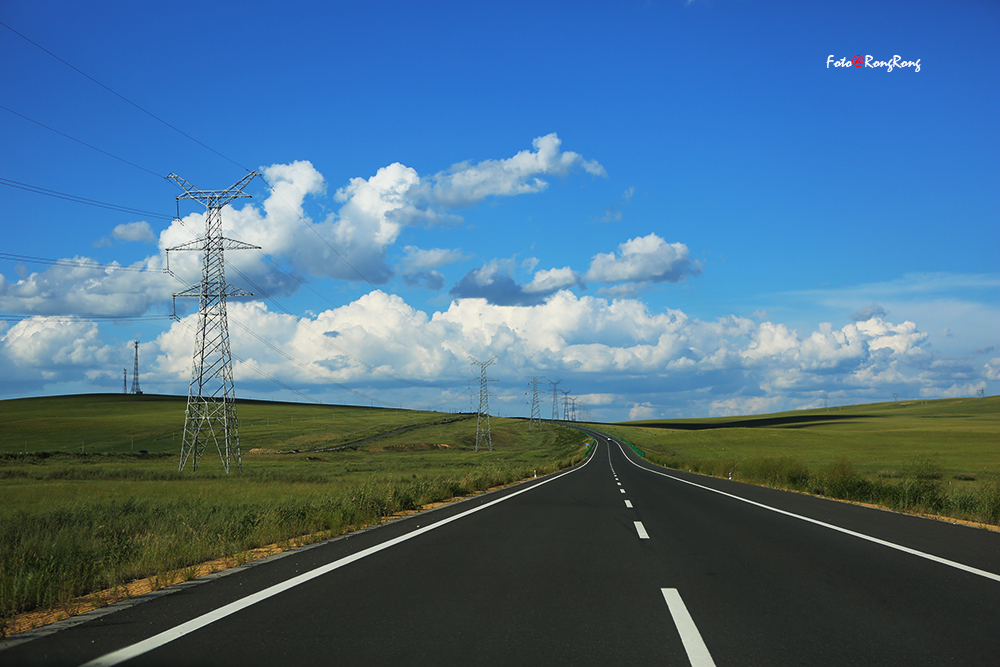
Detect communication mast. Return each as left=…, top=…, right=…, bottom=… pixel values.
left=470, top=356, right=497, bottom=452
left=130, top=341, right=143, bottom=395
left=167, top=171, right=258, bottom=473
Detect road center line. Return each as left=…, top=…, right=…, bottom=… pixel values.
left=634, top=521, right=650, bottom=539
left=80, top=443, right=600, bottom=667
left=661, top=588, right=716, bottom=667
left=625, top=500, right=633, bottom=508
left=620, top=488, right=626, bottom=494
left=615, top=442, right=1000, bottom=583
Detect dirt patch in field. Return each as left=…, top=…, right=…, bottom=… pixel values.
left=367, top=443, right=452, bottom=452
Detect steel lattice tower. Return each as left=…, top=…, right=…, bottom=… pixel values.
left=549, top=379, right=561, bottom=421
left=130, top=341, right=142, bottom=395
left=168, top=171, right=259, bottom=473
left=526, top=376, right=544, bottom=430
left=470, top=356, right=497, bottom=452
left=561, top=389, right=572, bottom=421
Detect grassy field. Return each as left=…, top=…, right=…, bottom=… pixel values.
left=2, top=393, right=996, bottom=634
left=594, top=395, right=1000, bottom=526
left=0, top=393, right=472, bottom=456
left=0, top=394, right=591, bottom=633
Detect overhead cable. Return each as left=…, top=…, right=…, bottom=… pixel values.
left=0, top=251, right=166, bottom=273
left=0, top=20, right=251, bottom=173
left=0, top=104, right=165, bottom=178
left=0, top=177, right=174, bottom=220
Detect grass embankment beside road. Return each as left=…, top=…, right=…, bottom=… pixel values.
left=598, top=396, right=1000, bottom=527
left=0, top=394, right=590, bottom=635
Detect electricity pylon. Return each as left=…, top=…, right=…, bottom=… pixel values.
left=549, top=379, right=561, bottom=421
left=168, top=171, right=259, bottom=473
left=470, top=356, right=497, bottom=452
left=130, top=340, right=142, bottom=395
left=526, top=376, right=544, bottom=430
left=561, top=389, right=572, bottom=421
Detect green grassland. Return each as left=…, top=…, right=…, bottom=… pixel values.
left=595, top=395, right=1000, bottom=526
left=0, top=394, right=590, bottom=631
left=0, top=393, right=473, bottom=455
left=2, top=392, right=997, bottom=633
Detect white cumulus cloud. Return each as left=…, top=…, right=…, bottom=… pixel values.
left=112, top=221, right=156, bottom=243
left=585, top=233, right=701, bottom=285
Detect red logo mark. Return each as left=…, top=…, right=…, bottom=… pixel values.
left=853, top=55, right=864, bottom=67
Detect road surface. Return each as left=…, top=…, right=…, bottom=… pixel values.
left=3, top=430, right=998, bottom=665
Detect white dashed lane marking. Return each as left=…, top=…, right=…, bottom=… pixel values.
left=625, top=500, right=633, bottom=508
left=634, top=521, right=650, bottom=539
left=661, top=588, right=716, bottom=666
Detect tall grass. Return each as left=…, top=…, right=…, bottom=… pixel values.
left=0, top=452, right=587, bottom=634
left=646, top=451, right=1000, bottom=526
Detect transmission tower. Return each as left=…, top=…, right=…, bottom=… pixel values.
left=129, top=340, right=143, bottom=395
left=561, top=389, right=572, bottom=421
left=569, top=396, right=578, bottom=422
left=470, top=356, right=497, bottom=452
left=549, top=379, right=561, bottom=420
left=167, top=171, right=259, bottom=473
left=123, top=368, right=127, bottom=394
left=526, top=376, right=544, bottom=430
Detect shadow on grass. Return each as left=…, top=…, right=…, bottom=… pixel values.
left=622, top=414, right=878, bottom=431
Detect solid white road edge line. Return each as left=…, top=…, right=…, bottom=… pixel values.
left=661, top=588, right=717, bottom=667
left=634, top=521, right=650, bottom=539
left=615, top=442, right=1000, bottom=583
left=79, top=442, right=600, bottom=667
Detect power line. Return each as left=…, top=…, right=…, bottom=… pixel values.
left=170, top=314, right=321, bottom=405
left=0, top=251, right=166, bottom=273
left=0, top=104, right=164, bottom=178
left=228, top=319, right=386, bottom=406
left=3, top=19, right=519, bottom=412
left=0, top=177, right=174, bottom=220
left=225, top=263, right=429, bottom=390
left=0, top=20, right=250, bottom=173
left=0, top=313, right=171, bottom=323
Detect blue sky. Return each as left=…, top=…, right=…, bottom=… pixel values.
left=1, top=0, right=997, bottom=420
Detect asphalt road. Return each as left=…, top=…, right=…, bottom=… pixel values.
left=3, top=431, right=999, bottom=666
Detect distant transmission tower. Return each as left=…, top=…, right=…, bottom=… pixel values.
left=123, top=368, right=127, bottom=394
left=561, top=389, right=572, bottom=421
left=526, top=376, right=544, bottom=430
left=470, top=356, right=497, bottom=452
left=549, top=379, right=561, bottom=420
left=130, top=340, right=143, bottom=395
left=167, top=171, right=259, bottom=473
